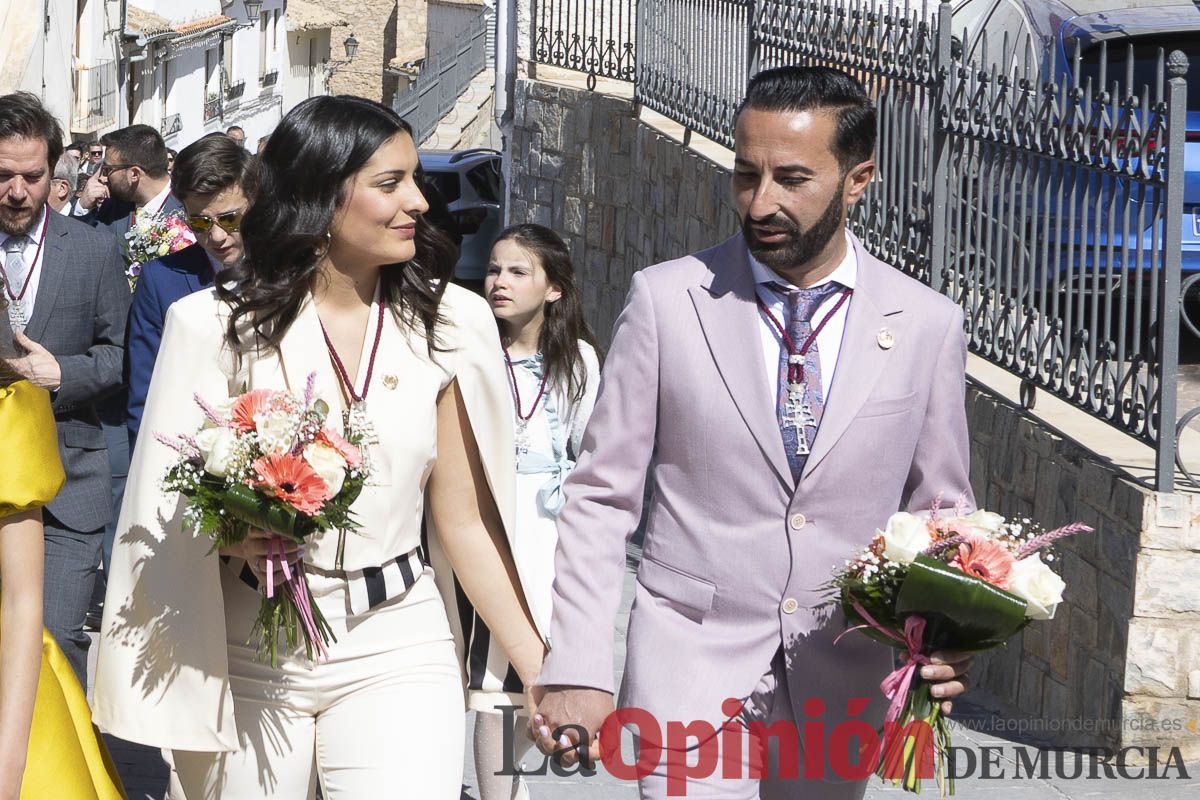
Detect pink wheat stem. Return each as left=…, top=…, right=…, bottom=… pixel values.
left=1016, top=523, right=1093, bottom=559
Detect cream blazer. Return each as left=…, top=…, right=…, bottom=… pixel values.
left=93, top=283, right=544, bottom=751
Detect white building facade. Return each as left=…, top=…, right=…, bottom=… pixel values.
left=125, top=0, right=293, bottom=151
left=0, top=0, right=123, bottom=140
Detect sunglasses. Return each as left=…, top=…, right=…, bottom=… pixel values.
left=186, top=209, right=246, bottom=234
left=99, top=163, right=134, bottom=178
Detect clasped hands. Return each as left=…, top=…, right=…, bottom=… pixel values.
left=527, top=651, right=973, bottom=768
left=220, top=528, right=304, bottom=587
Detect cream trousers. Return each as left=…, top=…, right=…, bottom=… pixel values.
left=170, top=561, right=465, bottom=799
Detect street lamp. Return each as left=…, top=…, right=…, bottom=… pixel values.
left=244, top=0, right=263, bottom=19
left=323, top=32, right=359, bottom=92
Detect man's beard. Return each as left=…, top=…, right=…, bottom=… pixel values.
left=741, top=190, right=845, bottom=273
left=0, top=201, right=45, bottom=237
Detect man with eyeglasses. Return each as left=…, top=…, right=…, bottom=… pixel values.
left=70, top=125, right=185, bottom=632
left=126, top=133, right=257, bottom=447
left=79, top=125, right=184, bottom=239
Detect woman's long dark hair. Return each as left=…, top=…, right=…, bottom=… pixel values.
left=218, top=95, right=457, bottom=355
left=493, top=224, right=604, bottom=403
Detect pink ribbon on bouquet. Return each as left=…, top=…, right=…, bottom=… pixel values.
left=264, top=537, right=328, bottom=661
left=836, top=602, right=930, bottom=723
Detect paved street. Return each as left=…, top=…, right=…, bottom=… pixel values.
left=91, top=547, right=1199, bottom=799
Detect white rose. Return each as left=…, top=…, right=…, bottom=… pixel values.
left=1008, top=553, right=1066, bottom=620
left=194, top=425, right=238, bottom=477
left=304, top=442, right=347, bottom=497
left=962, top=509, right=1006, bottom=536
left=879, top=512, right=933, bottom=564
left=254, top=409, right=298, bottom=454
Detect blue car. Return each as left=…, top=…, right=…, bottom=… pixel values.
left=951, top=0, right=1200, bottom=287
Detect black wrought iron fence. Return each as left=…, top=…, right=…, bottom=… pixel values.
left=528, top=0, right=1190, bottom=491
left=531, top=0, right=636, bottom=89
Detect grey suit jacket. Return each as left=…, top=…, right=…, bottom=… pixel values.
left=538, top=233, right=974, bottom=775
left=21, top=211, right=131, bottom=532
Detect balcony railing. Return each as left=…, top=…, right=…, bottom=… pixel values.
left=160, top=113, right=183, bottom=138
left=225, top=80, right=246, bottom=101
left=203, top=96, right=223, bottom=121
left=260, top=70, right=279, bottom=88
left=71, top=60, right=119, bottom=133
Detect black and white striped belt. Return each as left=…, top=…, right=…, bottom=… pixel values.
left=220, top=545, right=429, bottom=616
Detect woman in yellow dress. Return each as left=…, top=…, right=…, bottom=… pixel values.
left=0, top=346, right=125, bottom=800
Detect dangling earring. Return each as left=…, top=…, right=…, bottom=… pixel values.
left=315, top=230, right=332, bottom=258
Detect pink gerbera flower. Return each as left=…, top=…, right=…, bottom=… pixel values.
left=231, top=390, right=277, bottom=432
left=252, top=452, right=330, bottom=515
left=317, top=427, right=363, bottom=468
left=949, top=535, right=1015, bottom=589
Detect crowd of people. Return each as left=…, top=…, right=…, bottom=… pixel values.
left=0, top=64, right=975, bottom=800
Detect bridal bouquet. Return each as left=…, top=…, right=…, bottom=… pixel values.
left=123, top=211, right=194, bottom=289
left=828, top=499, right=1091, bottom=796
left=158, top=374, right=370, bottom=665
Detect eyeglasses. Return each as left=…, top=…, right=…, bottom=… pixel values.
left=186, top=209, right=246, bottom=234
left=99, top=163, right=134, bottom=178
left=88, top=150, right=103, bottom=158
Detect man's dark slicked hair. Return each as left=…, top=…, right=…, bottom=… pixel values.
left=0, top=92, right=64, bottom=171
left=736, top=66, right=876, bottom=170
left=171, top=134, right=258, bottom=202
left=101, top=124, right=169, bottom=178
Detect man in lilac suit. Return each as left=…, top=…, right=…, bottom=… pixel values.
left=532, top=66, right=976, bottom=798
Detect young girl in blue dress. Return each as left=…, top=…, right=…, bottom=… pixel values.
left=468, top=224, right=603, bottom=799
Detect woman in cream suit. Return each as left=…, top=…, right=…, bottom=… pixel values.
left=93, top=96, right=546, bottom=798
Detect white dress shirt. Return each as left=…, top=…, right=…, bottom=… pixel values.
left=139, top=183, right=173, bottom=219
left=0, top=206, right=50, bottom=324
left=750, top=230, right=858, bottom=403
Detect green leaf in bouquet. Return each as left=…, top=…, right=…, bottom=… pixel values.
left=223, top=483, right=314, bottom=543
left=842, top=591, right=908, bottom=648
left=895, top=555, right=1028, bottom=652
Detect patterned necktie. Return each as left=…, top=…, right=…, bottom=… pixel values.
left=775, top=281, right=842, bottom=483
left=3, top=235, right=29, bottom=329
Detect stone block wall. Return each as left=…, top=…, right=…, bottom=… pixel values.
left=508, top=76, right=1200, bottom=761
left=966, top=387, right=1200, bottom=759
left=508, top=78, right=739, bottom=342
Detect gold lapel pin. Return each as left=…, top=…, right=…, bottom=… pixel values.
left=382, top=374, right=399, bottom=390
left=877, top=328, right=895, bottom=350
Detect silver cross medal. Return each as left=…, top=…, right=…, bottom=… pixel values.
left=785, top=373, right=818, bottom=456
left=1, top=275, right=25, bottom=330
left=6, top=300, right=26, bottom=331
left=514, top=418, right=531, bottom=457
left=345, top=401, right=381, bottom=484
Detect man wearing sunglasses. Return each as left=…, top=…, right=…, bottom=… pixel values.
left=80, top=125, right=183, bottom=239
left=126, top=134, right=256, bottom=448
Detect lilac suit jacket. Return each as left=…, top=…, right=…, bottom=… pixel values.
left=538, top=233, right=974, bottom=768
